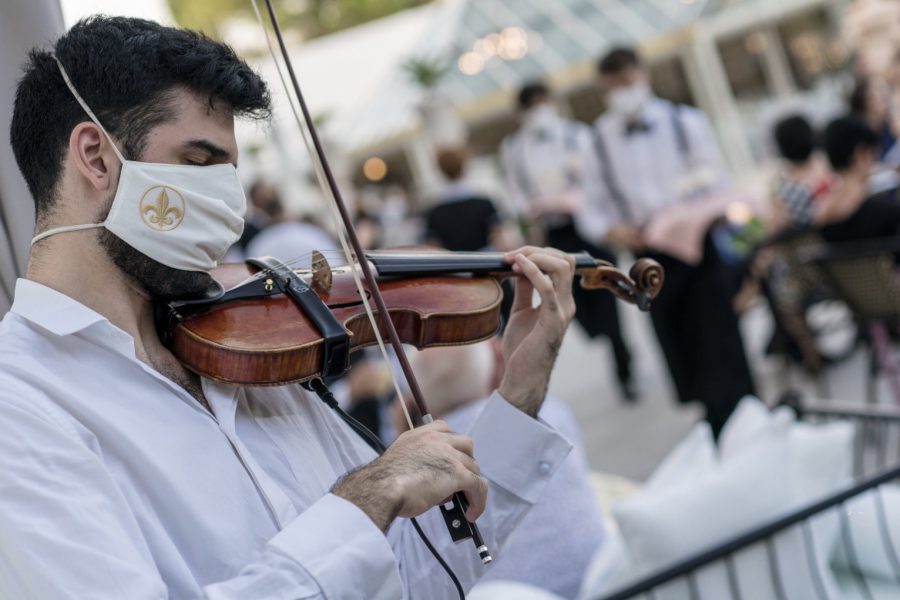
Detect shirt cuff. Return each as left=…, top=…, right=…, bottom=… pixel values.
left=467, top=392, right=573, bottom=503
left=269, top=493, right=402, bottom=598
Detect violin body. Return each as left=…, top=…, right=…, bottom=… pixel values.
left=163, top=250, right=663, bottom=386
left=170, top=262, right=505, bottom=386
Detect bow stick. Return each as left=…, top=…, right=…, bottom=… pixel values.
left=253, top=0, right=493, bottom=565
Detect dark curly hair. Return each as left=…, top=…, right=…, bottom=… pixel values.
left=823, top=115, right=880, bottom=172
left=10, top=15, right=271, bottom=220
left=773, top=114, right=817, bottom=164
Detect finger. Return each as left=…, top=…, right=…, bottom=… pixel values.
left=521, top=252, right=574, bottom=292
left=421, top=419, right=451, bottom=433
left=459, top=471, right=488, bottom=521
left=515, top=254, right=556, bottom=312
left=511, top=267, right=536, bottom=313
left=503, top=245, right=543, bottom=264
left=519, top=252, right=576, bottom=318
left=454, top=449, right=480, bottom=477
left=505, top=245, right=567, bottom=258
left=442, top=432, right=475, bottom=457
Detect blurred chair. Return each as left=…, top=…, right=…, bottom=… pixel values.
left=800, top=236, right=900, bottom=405
left=759, top=229, right=856, bottom=393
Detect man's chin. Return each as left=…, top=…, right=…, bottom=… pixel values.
left=99, top=230, right=218, bottom=300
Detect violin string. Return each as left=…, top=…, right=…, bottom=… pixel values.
left=250, top=0, right=416, bottom=432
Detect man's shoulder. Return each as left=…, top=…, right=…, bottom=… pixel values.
left=660, top=100, right=709, bottom=127
left=0, top=313, right=69, bottom=408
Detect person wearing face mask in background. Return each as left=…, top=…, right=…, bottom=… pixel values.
left=580, top=47, right=755, bottom=436
left=500, top=82, right=637, bottom=402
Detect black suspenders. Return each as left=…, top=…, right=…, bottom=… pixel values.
left=592, top=102, right=691, bottom=222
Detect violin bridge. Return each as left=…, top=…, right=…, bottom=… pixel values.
left=311, top=250, right=333, bottom=294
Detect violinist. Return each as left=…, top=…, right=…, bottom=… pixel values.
left=1, top=17, right=576, bottom=599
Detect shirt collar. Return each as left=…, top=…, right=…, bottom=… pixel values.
left=11, top=278, right=113, bottom=336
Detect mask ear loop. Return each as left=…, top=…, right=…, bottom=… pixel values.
left=31, top=58, right=127, bottom=246
left=52, top=56, right=126, bottom=164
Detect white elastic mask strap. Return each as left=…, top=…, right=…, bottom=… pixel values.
left=52, top=56, right=126, bottom=164
left=31, top=223, right=104, bottom=245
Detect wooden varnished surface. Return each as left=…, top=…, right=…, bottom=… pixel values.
left=170, top=263, right=504, bottom=385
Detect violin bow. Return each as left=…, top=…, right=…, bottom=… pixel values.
left=251, top=0, right=493, bottom=565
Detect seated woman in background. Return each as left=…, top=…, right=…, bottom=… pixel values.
left=819, top=115, right=900, bottom=244
left=770, top=115, right=836, bottom=231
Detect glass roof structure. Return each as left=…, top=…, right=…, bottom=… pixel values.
left=335, top=0, right=738, bottom=155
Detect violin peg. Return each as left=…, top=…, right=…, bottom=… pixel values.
left=311, top=250, right=333, bottom=294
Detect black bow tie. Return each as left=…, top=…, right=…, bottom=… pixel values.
left=625, top=120, right=653, bottom=136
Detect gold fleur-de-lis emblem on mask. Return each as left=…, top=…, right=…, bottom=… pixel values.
left=139, top=186, right=186, bottom=231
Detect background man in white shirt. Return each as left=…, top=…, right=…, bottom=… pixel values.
left=1, top=16, right=577, bottom=599
left=582, top=47, right=755, bottom=435
left=501, top=82, right=636, bottom=400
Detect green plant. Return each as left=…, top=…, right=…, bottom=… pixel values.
left=402, top=56, right=450, bottom=89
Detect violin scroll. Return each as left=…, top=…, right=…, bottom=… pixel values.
left=630, top=258, right=665, bottom=301
left=577, top=257, right=664, bottom=311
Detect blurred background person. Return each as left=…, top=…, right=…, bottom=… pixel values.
left=582, top=47, right=755, bottom=435
left=820, top=114, right=900, bottom=245
left=223, top=178, right=280, bottom=262
left=425, top=146, right=516, bottom=252
left=244, top=189, right=338, bottom=267
left=425, top=145, right=519, bottom=326
left=501, top=81, right=637, bottom=400
left=395, top=340, right=606, bottom=599
left=848, top=76, right=897, bottom=160
left=770, top=114, right=836, bottom=231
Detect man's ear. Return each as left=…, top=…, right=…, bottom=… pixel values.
left=68, top=122, right=119, bottom=193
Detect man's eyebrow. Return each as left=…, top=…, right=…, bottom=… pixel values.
left=185, top=139, right=235, bottom=163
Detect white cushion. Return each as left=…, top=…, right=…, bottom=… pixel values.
left=578, top=422, right=714, bottom=599
left=582, top=397, right=856, bottom=600
left=577, top=526, right=632, bottom=599
left=612, top=432, right=795, bottom=574
left=718, top=396, right=793, bottom=461
left=467, top=580, right=565, bottom=600
left=644, top=421, right=716, bottom=493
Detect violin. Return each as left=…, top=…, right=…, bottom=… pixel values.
left=158, top=250, right=664, bottom=386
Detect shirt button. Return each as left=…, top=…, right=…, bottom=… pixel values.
left=538, top=461, right=552, bottom=476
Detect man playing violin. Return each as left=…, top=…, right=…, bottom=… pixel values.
left=1, top=16, right=578, bottom=599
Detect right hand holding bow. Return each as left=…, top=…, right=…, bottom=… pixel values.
left=333, top=420, right=486, bottom=531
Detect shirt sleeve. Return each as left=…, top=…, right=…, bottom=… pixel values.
left=0, top=389, right=402, bottom=600
left=386, top=392, right=573, bottom=599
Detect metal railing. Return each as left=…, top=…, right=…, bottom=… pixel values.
left=594, top=402, right=900, bottom=600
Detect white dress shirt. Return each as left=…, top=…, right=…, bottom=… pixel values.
left=577, top=98, right=730, bottom=242
left=444, top=397, right=605, bottom=599
left=0, top=279, right=572, bottom=599
left=500, top=113, right=605, bottom=226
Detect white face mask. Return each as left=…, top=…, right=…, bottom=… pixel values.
left=31, top=58, right=247, bottom=273
left=522, top=103, right=558, bottom=132
left=606, top=81, right=651, bottom=119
